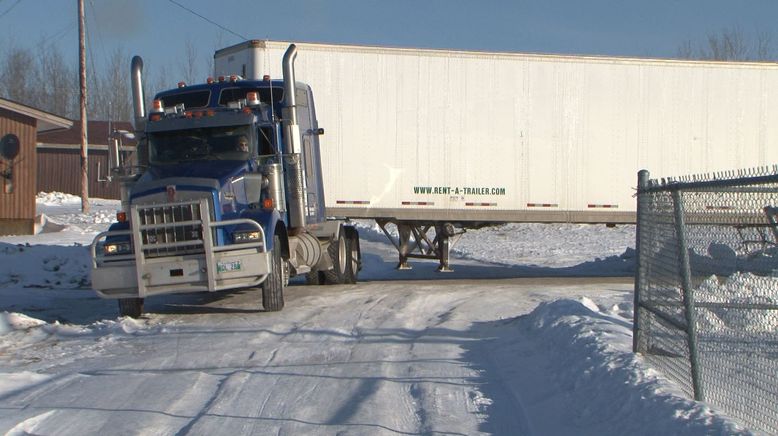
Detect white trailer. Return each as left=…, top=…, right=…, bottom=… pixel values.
left=215, top=40, right=778, bottom=269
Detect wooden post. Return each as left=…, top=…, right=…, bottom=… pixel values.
left=78, top=0, right=89, bottom=213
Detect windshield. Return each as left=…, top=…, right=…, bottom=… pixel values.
left=148, top=125, right=252, bottom=164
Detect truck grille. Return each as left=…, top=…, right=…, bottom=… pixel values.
left=135, top=201, right=210, bottom=258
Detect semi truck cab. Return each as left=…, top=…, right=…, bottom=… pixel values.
left=91, top=44, right=360, bottom=318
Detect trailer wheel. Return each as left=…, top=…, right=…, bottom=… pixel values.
left=118, top=298, right=144, bottom=318
left=323, top=231, right=349, bottom=285
left=262, top=234, right=285, bottom=311
left=344, top=227, right=360, bottom=284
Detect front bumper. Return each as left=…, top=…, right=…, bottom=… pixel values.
left=90, top=198, right=270, bottom=299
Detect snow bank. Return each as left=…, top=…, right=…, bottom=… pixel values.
left=0, top=193, right=122, bottom=289
left=453, top=222, right=635, bottom=268
left=0, top=311, right=159, bottom=339
left=474, top=298, right=749, bottom=435
left=33, top=214, right=67, bottom=234
left=0, top=243, right=91, bottom=289
left=35, top=192, right=82, bottom=205
left=695, top=273, right=778, bottom=333
left=0, top=312, right=46, bottom=335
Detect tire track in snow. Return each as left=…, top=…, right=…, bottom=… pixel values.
left=325, top=287, right=480, bottom=435
left=2, top=280, right=629, bottom=434
left=175, top=371, right=254, bottom=435
left=467, top=338, right=535, bottom=435
left=399, top=289, right=496, bottom=435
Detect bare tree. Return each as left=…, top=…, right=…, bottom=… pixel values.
left=755, top=30, right=774, bottom=61
left=0, top=41, right=78, bottom=119
left=82, top=48, right=133, bottom=122
left=179, top=39, right=199, bottom=85
left=1, top=46, right=37, bottom=106
left=102, top=48, right=132, bottom=122
left=87, top=63, right=105, bottom=118
left=37, top=43, right=77, bottom=118
left=679, top=27, right=775, bottom=62
left=705, top=28, right=748, bottom=61
left=676, top=40, right=694, bottom=60
left=205, top=31, right=225, bottom=79
left=151, top=63, right=172, bottom=99
left=0, top=38, right=229, bottom=122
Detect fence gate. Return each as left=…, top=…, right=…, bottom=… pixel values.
left=633, top=167, right=778, bottom=435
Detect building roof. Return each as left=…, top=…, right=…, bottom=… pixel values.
left=0, top=98, right=73, bottom=133
left=37, top=120, right=137, bottom=148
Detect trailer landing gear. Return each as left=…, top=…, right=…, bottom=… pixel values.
left=377, top=220, right=462, bottom=272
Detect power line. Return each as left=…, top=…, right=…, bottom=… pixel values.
left=48, top=23, right=75, bottom=42
left=88, top=0, right=109, bottom=66
left=0, top=0, right=23, bottom=20
left=166, top=0, right=247, bottom=40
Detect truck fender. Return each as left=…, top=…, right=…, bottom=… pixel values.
left=108, top=221, right=130, bottom=232
left=241, top=209, right=289, bottom=259
left=274, top=220, right=290, bottom=260
left=105, top=221, right=131, bottom=244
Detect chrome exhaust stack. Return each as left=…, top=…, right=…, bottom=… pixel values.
left=282, top=44, right=307, bottom=231
left=130, top=55, right=148, bottom=170
left=119, top=55, right=148, bottom=212
left=282, top=45, right=299, bottom=141
left=131, top=56, right=146, bottom=131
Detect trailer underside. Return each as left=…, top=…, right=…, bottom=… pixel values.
left=335, top=206, right=635, bottom=272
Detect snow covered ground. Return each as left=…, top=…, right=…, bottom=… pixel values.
left=0, top=193, right=751, bottom=435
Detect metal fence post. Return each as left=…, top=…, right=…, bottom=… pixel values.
left=671, top=187, right=705, bottom=402
left=633, top=170, right=650, bottom=353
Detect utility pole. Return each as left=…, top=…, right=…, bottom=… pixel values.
left=78, top=0, right=89, bottom=213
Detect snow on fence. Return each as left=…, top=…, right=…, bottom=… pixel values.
left=633, top=166, right=778, bottom=435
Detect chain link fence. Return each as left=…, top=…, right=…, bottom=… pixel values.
left=633, top=166, right=778, bottom=435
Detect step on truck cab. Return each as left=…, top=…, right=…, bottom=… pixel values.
left=91, top=44, right=360, bottom=318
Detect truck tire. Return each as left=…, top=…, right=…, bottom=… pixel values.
left=262, top=234, right=285, bottom=311
left=323, top=231, right=349, bottom=285
left=344, top=226, right=360, bottom=284
left=306, top=270, right=325, bottom=285
left=118, top=298, right=144, bottom=318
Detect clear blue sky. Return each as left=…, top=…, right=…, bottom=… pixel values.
left=2, top=0, right=777, bottom=84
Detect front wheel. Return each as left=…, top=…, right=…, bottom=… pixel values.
left=118, top=298, right=144, bottom=318
left=261, top=234, right=285, bottom=311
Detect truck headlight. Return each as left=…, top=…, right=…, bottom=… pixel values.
left=233, top=231, right=262, bottom=243
left=104, top=242, right=132, bottom=255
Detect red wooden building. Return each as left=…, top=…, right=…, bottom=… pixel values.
left=0, top=98, right=72, bottom=236
left=37, top=120, right=137, bottom=200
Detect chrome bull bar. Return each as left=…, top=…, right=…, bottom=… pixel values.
left=90, top=198, right=269, bottom=298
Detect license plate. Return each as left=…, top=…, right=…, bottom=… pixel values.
left=217, top=260, right=242, bottom=273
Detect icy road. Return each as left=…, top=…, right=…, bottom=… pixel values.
left=0, top=278, right=686, bottom=435
left=0, top=194, right=746, bottom=435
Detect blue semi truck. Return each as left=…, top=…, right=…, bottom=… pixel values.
left=90, top=44, right=360, bottom=317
